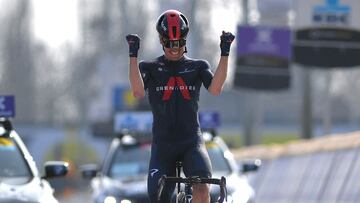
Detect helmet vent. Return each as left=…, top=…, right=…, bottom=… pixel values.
left=172, top=27, right=177, bottom=38
left=156, top=10, right=189, bottom=40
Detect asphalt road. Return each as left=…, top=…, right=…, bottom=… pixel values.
left=58, top=191, right=92, bottom=203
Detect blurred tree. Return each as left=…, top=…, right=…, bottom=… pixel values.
left=0, top=0, right=36, bottom=123
left=341, top=70, right=360, bottom=126
left=0, top=0, right=358, bottom=131
left=32, top=44, right=58, bottom=123
left=76, top=0, right=154, bottom=123
left=185, top=0, right=212, bottom=59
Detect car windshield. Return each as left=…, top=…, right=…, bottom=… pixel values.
left=206, top=142, right=231, bottom=173
left=0, top=137, right=32, bottom=178
left=108, top=145, right=151, bottom=178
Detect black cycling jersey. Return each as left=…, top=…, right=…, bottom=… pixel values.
left=139, top=55, right=213, bottom=146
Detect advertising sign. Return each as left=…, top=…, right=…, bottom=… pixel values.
left=114, top=111, right=220, bottom=133
left=113, top=85, right=139, bottom=111
left=199, top=111, right=220, bottom=129
left=234, top=25, right=291, bottom=90
left=114, top=111, right=153, bottom=133
left=293, top=0, right=360, bottom=67
left=0, top=96, right=15, bottom=118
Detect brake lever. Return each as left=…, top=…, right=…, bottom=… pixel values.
left=218, top=176, right=227, bottom=203
left=157, top=175, right=166, bottom=201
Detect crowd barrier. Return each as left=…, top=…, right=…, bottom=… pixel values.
left=232, top=131, right=360, bottom=203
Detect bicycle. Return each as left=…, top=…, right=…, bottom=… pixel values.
left=157, top=161, right=228, bottom=203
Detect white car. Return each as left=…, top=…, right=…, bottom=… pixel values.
left=203, top=131, right=260, bottom=203
left=82, top=131, right=260, bottom=203
left=0, top=118, right=69, bottom=203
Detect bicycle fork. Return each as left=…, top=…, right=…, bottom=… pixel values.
left=176, top=161, right=193, bottom=203
left=185, top=183, right=193, bottom=202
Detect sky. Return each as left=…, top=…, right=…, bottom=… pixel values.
left=31, top=0, right=80, bottom=49
left=211, top=4, right=241, bottom=34
left=30, top=0, right=240, bottom=50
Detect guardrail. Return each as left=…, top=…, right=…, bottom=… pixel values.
left=232, top=131, right=360, bottom=203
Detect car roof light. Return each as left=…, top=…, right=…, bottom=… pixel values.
left=202, top=129, right=218, bottom=141
left=0, top=117, right=13, bottom=130
left=121, top=134, right=138, bottom=146
left=0, top=117, right=12, bottom=137
left=104, top=196, right=117, bottom=203
left=0, top=126, right=6, bottom=136
left=202, top=131, right=213, bottom=142
left=117, top=129, right=152, bottom=145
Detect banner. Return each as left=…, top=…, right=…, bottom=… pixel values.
left=234, top=25, right=291, bottom=90
left=199, top=111, right=220, bottom=130
left=0, top=95, right=15, bottom=118
left=113, top=85, right=139, bottom=111
left=114, top=111, right=153, bottom=133
left=293, top=0, right=360, bottom=68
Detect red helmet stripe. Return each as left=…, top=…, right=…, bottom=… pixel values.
left=166, top=12, right=181, bottom=40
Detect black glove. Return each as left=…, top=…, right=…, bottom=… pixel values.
left=220, top=31, right=235, bottom=56
left=126, top=34, right=140, bottom=57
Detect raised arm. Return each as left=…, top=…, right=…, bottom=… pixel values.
left=208, top=31, right=235, bottom=96
left=126, top=34, right=145, bottom=99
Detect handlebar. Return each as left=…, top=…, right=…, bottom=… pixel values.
left=157, top=175, right=227, bottom=202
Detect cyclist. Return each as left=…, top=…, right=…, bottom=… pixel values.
left=126, top=9, right=234, bottom=203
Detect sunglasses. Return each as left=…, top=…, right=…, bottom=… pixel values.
left=161, top=38, right=186, bottom=48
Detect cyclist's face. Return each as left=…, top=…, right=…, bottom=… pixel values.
left=160, top=37, right=186, bottom=61
left=163, top=45, right=185, bottom=61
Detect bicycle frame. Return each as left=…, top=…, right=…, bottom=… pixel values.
left=176, top=161, right=192, bottom=203
left=157, top=161, right=227, bottom=203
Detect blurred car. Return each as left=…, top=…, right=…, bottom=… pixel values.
left=203, top=130, right=260, bottom=203
left=0, top=117, right=69, bottom=203
left=81, top=130, right=260, bottom=203
left=81, top=132, right=151, bottom=203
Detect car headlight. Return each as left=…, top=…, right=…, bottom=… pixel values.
left=103, top=196, right=132, bottom=203
left=228, top=191, right=251, bottom=203
left=104, top=196, right=117, bottom=203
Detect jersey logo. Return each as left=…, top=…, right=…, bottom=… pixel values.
left=162, top=76, right=191, bottom=101
left=150, top=169, right=159, bottom=178
left=157, top=67, right=168, bottom=72
left=179, top=68, right=195, bottom=74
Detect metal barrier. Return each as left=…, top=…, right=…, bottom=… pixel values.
left=233, top=132, right=360, bottom=203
